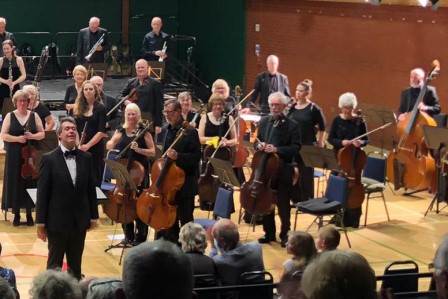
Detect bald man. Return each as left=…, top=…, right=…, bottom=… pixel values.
left=77, top=17, right=110, bottom=66
left=0, top=18, right=16, bottom=56
left=141, top=17, right=170, bottom=61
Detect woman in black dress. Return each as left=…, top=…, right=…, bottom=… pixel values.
left=63, top=64, right=88, bottom=115
left=73, top=80, right=107, bottom=186
left=23, top=85, right=55, bottom=131
left=287, top=80, right=326, bottom=202
left=0, top=39, right=26, bottom=112
left=1, top=90, right=44, bottom=226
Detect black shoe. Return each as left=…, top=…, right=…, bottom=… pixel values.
left=13, top=214, right=20, bottom=227
left=26, top=214, right=34, bottom=226
left=280, top=238, right=288, bottom=248
left=258, top=236, right=276, bottom=244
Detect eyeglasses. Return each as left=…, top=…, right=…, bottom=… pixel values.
left=163, top=109, right=177, bottom=115
left=89, top=279, right=122, bottom=292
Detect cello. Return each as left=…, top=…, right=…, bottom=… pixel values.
left=137, top=122, right=188, bottom=231
left=387, top=60, right=439, bottom=191
left=232, top=86, right=250, bottom=168
left=240, top=117, right=283, bottom=215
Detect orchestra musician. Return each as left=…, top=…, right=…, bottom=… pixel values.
left=327, top=92, right=368, bottom=228
left=211, top=79, right=236, bottom=115
left=156, top=99, right=201, bottom=243
left=90, top=76, right=120, bottom=134
left=106, top=103, right=155, bottom=246
left=23, top=85, right=55, bottom=131
left=73, top=80, right=107, bottom=187
left=287, top=80, right=326, bottom=202
left=1, top=90, right=44, bottom=226
left=0, top=39, right=26, bottom=112
left=141, top=17, right=170, bottom=62
left=63, top=65, right=88, bottom=115
left=256, top=92, right=301, bottom=248
left=0, top=18, right=16, bottom=56
left=250, top=55, right=290, bottom=115
left=121, top=59, right=163, bottom=134
left=178, top=91, right=201, bottom=128
left=76, top=17, right=110, bottom=66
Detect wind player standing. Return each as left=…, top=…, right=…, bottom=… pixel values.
left=76, top=17, right=110, bottom=66
left=255, top=92, right=301, bottom=248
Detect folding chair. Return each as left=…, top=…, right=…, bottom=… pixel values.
left=194, top=185, right=234, bottom=229
left=294, top=174, right=351, bottom=248
left=238, top=270, right=274, bottom=299
left=101, top=149, right=119, bottom=194
left=361, top=152, right=390, bottom=226
left=314, top=169, right=327, bottom=197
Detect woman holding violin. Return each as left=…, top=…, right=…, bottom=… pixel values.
left=63, top=65, right=88, bottom=115
left=106, top=103, right=155, bottom=245
left=155, top=99, right=201, bottom=243
left=327, top=92, right=368, bottom=228
left=178, top=91, right=201, bottom=128
left=73, top=80, right=107, bottom=187
left=287, top=80, right=326, bottom=202
left=1, top=90, right=44, bottom=226
left=23, top=85, right=55, bottom=131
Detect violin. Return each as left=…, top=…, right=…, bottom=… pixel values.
left=387, top=60, right=439, bottom=191
left=337, top=111, right=366, bottom=209
left=240, top=117, right=283, bottom=215
left=21, top=115, right=38, bottom=180
left=137, top=122, right=189, bottom=230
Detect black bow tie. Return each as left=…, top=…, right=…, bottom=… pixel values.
left=64, top=150, right=77, bottom=158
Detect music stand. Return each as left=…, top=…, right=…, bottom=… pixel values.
left=209, top=158, right=241, bottom=187
left=1, top=97, right=14, bottom=121
left=300, top=145, right=339, bottom=172
left=357, top=103, right=396, bottom=152
left=88, top=63, right=108, bottom=80
left=34, top=131, right=59, bottom=170
left=422, top=126, right=448, bottom=215
left=103, top=159, right=137, bottom=265
left=147, top=61, right=165, bottom=80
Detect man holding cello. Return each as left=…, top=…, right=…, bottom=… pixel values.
left=253, top=92, right=301, bottom=248
left=155, top=99, right=201, bottom=243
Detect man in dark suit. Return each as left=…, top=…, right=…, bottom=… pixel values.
left=121, top=59, right=164, bottom=134
left=255, top=92, right=301, bottom=247
left=0, top=18, right=16, bottom=56
left=76, top=17, right=110, bottom=66
left=141, top=17, right=170, bottom=62
left=90, top=75, right=121, bottom=134
left=250, top=55, right=290, bottom=115
left=398, top=67, right=441, bottom=120
left=36, top=117, right=98, bottom=280
left=156, top=99, right=202, bottom=243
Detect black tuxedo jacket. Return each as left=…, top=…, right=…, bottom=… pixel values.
left=76, top=27, right=110, bottom=65
left=36, top=147, right=98, bottom=232
left=398, top=85, right=441, bottom=117
left=250, top=71, right=290, bottom=114
left=121, top=77, right=164, bottom=127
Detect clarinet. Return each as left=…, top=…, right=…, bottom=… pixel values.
left=8, top=57, right=12, bottom=98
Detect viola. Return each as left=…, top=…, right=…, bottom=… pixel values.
left=387, top=60, right=439, bottom=191
left=137, top=122, right=188, bottom=230
left=21, top=115, right=38, bottom=180
left=337, top=111, right=366, bottom=209
left=240, top=117, right=283, bottom=215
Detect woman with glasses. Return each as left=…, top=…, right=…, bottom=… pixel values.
left=1, top=90, right=44, bottom=226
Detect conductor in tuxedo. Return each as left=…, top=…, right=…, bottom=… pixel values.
left=250, top=55, right=290, bottom=115
left=76, top=17, right=110, bottom=66
left=36, top=117, right=98, bottom=280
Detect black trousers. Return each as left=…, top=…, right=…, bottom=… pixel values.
left=122, top=219, right=148, bottom=243
left=47, top=229, right=87, bottom=280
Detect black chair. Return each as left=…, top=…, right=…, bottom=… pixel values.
left=361, top=152, right=391, bottom=226
left=381, top=260, right=419, bottom=293
left=100, top=149, right=119, bottom=193
left=238, top=270, right=274, bottom=299
left=194, top=274, right=221, bottom=299
left=194, top=185, right=234, bottom=229
left=294, top=174, right=351, bottom=248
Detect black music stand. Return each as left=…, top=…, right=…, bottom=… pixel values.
left=210, top=158, right=241, bottom=188
left=300, top=145, right=339, bottom=172
left=357, top=103, right=396, bottom=152
left=422, top=126, right=448, bottom=215
left=103, top=159, right=137, bottom=265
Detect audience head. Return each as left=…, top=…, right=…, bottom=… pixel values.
left=122, top=239, right=193, bottom=299
left=78, top=276, right=97, bottom=299
left=301, top=250, right=377, bottom=299
left=433, top=235, right=448, bottom=299
left=287, top=231, right=317, bottom=262
left=86, top=278, right=124, bottom=299
left=151, top=17, right=163, bottom=35
left=29, top=269, right=82, bottom=299
left=212, top=219, right=240, bottom=252
left=410, top=68, right=425, bottom=88
left=0, top=277, right=15, bottom=299
left=338, top=92, right=357, bottom=109
left=266, top=55, right=279, bottom=75
left=179, top=222, right=208, bottom=254
left=316, top=225, right=340, bottom=252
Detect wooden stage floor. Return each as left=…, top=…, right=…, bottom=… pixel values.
left=1, top=178, right=446, bottom=296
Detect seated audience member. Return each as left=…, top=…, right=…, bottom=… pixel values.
left=0, top=277, right=15, bottom=299
left=179, top=222, right=217, bottom=287
left=29, top=269, right=82, bottom=299
left=86, top=278, right=124, bottom=299
left=277, top=231, right=317, bottom=299
left=301, top=250, right=377, bottom=299
left=0, top=243, right=17, bottom=289
left=210, top=219, right=265, bottom=285
left=431, top=235, right=448, bottom=299
left=122, top=239, right=194, bottom=299
left=79, top=276, right=97, bottom=299
left=315, top=225, right=340, bottom=252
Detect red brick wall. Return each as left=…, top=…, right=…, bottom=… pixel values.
left=245, top=0, right=448, bottom=140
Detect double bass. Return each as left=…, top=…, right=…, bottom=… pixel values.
left=240, top=117, right=283, bottom=215
left=387, top=60, right=439, bottom=191
left=137, top=122, right=188, bottom=230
